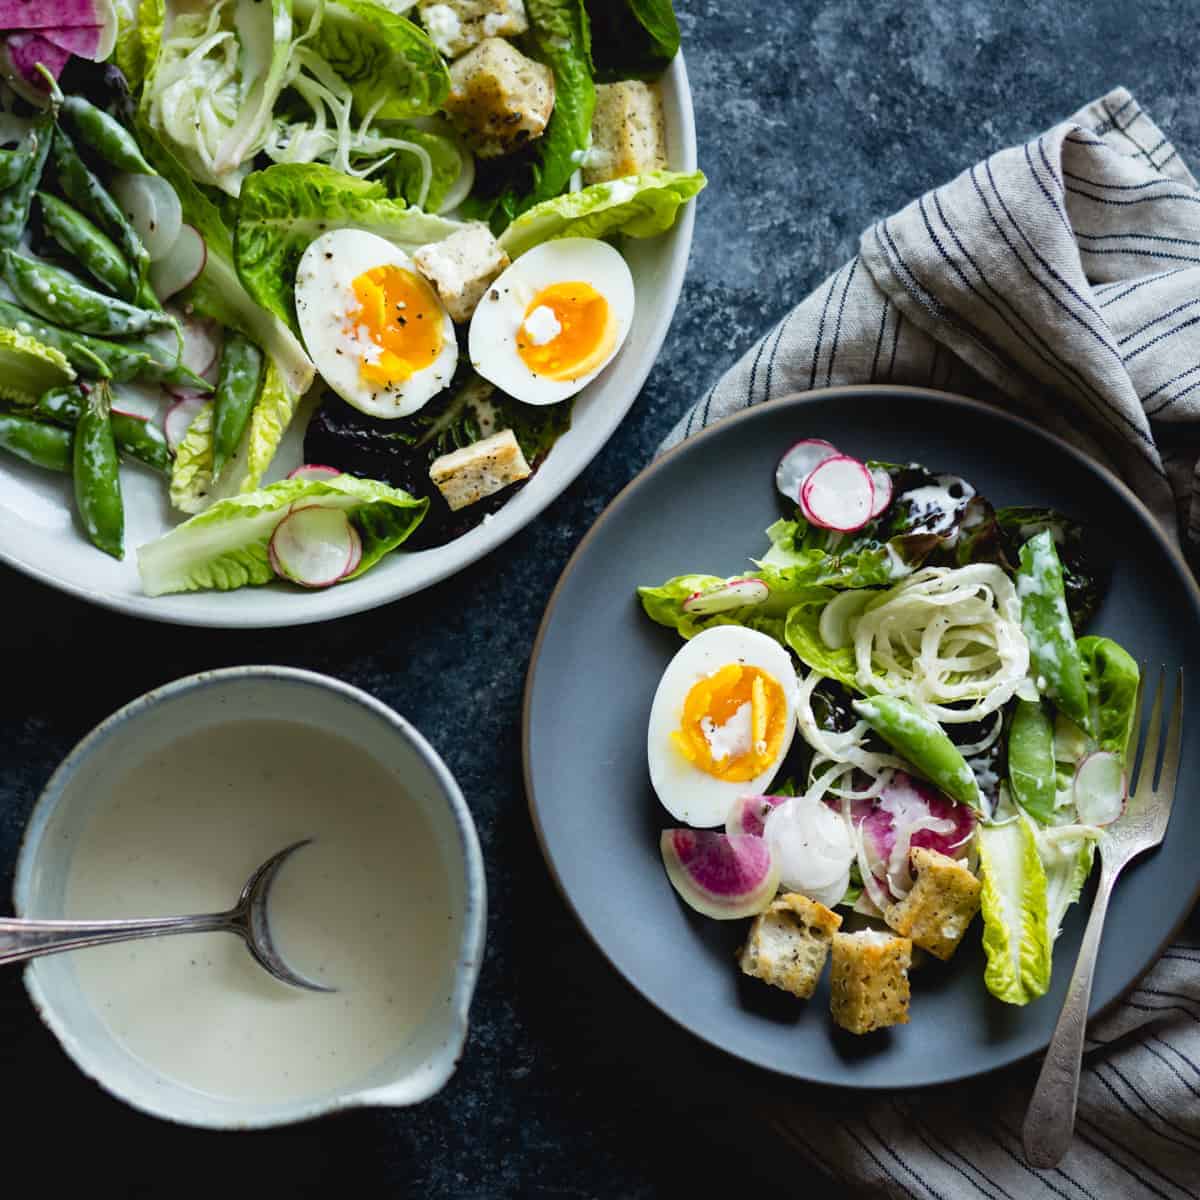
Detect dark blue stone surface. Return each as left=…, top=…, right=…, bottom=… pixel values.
left=3, top=3, right=1197, bottom=1195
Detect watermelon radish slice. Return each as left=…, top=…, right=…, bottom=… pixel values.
left=149, top=225, right=205, bottom=300
left=113, top=173, right=183, bottom=262
left=2, top=33, right=71, bottom=99
left=799, top=454, right=875, bottom=532
left=682, top=577, right=769, bottom=616
left=1073, top=751, right=1125, bottom=826
left=725, top=794, right=788, bottom=839
left=818, top=589, right=872, bottom=650
left=164, top=394, right=209, bottom=453
left=287, top=464, right=342, bottom=483
left=660, top=829, right=780, bottom=920
left=269, top=507, right=357, bottom=589
left=39, top=25, right=110, bottom=59
left=868, top=466, right=893, bottom=518
left=776, top=438, right=839, bottom=502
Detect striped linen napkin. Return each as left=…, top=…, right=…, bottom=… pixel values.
left=665, top=89, right=1200, bottom=1197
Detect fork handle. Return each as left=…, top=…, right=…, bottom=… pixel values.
left=1022, top=862, right=1119, bottom=1168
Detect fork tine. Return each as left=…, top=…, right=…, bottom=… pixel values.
left=1152, top=668, right=1185, bottom=803
left=1131, top=665, right=1165, bottom=799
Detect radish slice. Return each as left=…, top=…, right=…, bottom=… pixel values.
left=164, top=394, right=209, bottom=453
left=764, top=797, right=857, bottom=897
left=725, top=794, right=788, bottom=839
left=660, top=829, right=780, bottom=920
left=776, top=438, right=839, bottom=502
left=269, top=507, right=356, bottom=589
left=149, top=224, right=205, bottom=300
left=111, top=172, right=182, bottom=261
left=163, top=312, right=222, bottom=380
left=818, top=589, right=872, bottom=650
left=110, top=406, right=147, bottom=421
left=1074, top=751, right=1125, bottom=826
left=799, top=454, right=875, bottom=532
left=287, top=464, right=342, bottom=483
left=868, top=466, right=893, bottom=518
left=682, top=577, right=769, bottom=616
left=341, top=523, right=363, bottom=578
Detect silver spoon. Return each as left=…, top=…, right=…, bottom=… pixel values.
left=0, top=839, right=332, bottom=992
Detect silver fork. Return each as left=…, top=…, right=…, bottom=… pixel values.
left=1022, top=665, right=1184, bottom=1168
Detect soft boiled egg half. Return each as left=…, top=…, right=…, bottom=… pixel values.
left=296, top=229, right=458, bottom=419
left=468, top=238, right=634, bottom=405
left=647, top=627, right=799, bottom=828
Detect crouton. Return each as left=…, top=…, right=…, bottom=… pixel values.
left=444, top=38, right=555, bottom=158
left=414, top=225, right=511, bottom=324
left=829, top=930, right=911, bottom=1035
left=739, top=893, right=842, bottom=1000
left=429, top=428, right=531, bottom=511
left=418, top=0, right=529, bottom=59
left=583, top=81, right=668, bottom=186
left=884, top=847, right=982, bottom=961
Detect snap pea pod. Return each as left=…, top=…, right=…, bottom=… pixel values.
left=37, top=385, right=171, bottom=473
left=853, top=695, right=983, bottom=810
left=51, top=127, right=150, bottom=290
left=211, top=333, right=263, bottom=480
left=0, top=299, right=207, bottom=388
left=0, top=249, right=174, bottom=337
left=73, top=381, right=124, bottom=559
left=1007, top=698, right=1057, bottom=823
left=0, top=114, right=53, bottom=248
left=37, top=192, right=137, bottom=302
left=0, top=121, right=43, bottom=190
left=1016, top=529, right=1091, bottom=731
left=60, top=96, right=157, bottom=177
left=0, top=409, right=72, bottom=471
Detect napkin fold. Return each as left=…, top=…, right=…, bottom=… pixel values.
left=667, top=90, right=1200, bottom=1197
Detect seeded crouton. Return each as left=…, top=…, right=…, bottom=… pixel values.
left=884, top=847, right=982, bottom=961
left=583, top=81, right=668, bottom=186
left=444, top=38, right=555, bottom=158
left=413, top=226, right=510, bottom=324
left=739, top=893, right=842, bottom=1000
left=418, top=0, right=528, bottom=59
left=429, top=428, right=531, bottom=511
left=829, top=930, right=911, bottom=1035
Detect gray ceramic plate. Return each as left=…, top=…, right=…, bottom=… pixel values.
left=523, top=386, right=1200, bottom=1089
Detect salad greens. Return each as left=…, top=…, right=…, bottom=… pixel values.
left=588, top=0, right=681, bottom=82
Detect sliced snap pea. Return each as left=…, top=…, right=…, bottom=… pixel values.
left=0, top=409, right=72, bottom=471
left=1007, top=698, right=1057, bottom=823
left=211, top=333, right=263, bottom=480
left=0, top=249, right=174, bottom=338
left=73, top=381, right=124, bottom=559
left=853, top=694, right=983, bottom=810
left=38, top=192, right=137, bottom=302
left=51, top=127, right=151, bottom=290
left=0, top=114, right=52, bottom=249
left=60, top=96, right=157, bottom=177
left=36, top=384, right=171, bottom=474
left=1016, top=529, right=1090, bottom=731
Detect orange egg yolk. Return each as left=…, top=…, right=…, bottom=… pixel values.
left=516, top=281, right=615, bottom=381
left=671, top=664, right=788, bottom=782
left=347, top=264, right=444, bottom=387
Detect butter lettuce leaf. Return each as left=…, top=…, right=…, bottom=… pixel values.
left=234, top=163, right=464, bottom=333
left=1078, top=636, right=1140, bottom=762
left=782, top=588, right=859, bottom=689
left=498, top=169, right=705, bottom=257
left=139, top=474, right=428, bottom=596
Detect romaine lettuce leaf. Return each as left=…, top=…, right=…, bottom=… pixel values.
left=588, top=0, right=680, bottom=81
left=384, top=126, right=465, bottom=213
left=1078, top=636, right=1140, bottom=762
left=0, top=327, right=74, bottom=405
left=498, top=169, right=706, bottom=257
left=234, top=163, right=463, bottom=332
left=977, top=810, right=1052, bottom=1005
left=1039, top=830, right=1097, bottom=946
left=169, top=400, right=214, bottom=515
left=139, top=473, right=428, bottom=595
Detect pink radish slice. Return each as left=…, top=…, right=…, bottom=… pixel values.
left=799, top=454, right=875, bottom=532
left=287, top=464, right=342, bottom=483
left=2, top=34, right=70, bottom=99
left=149, top=224, right=205, bottom=298
left=269, top=507, right=357, bottom=589
left=660, top=829, right=780, bottom=920
left=113, top=173, right=182, bottom=261
left=110, top=407, right=147, bottom=421
left=776, top=438, right=839, bottom=502
left=340, top=523, right=363, bottom=578
left=1073, top=751, right=1126, bottom=826
left=174, top=313, right=222, bottom=379
left=725, top=794, right=788, bottom=839
left=682, top=577, right=769, bottom=616
left=868, top=467, right=893, bottom=518
left=164, top=395, right=209, bottom=452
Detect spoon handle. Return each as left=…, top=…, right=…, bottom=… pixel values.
left=0, top=913, right=234, bottom=967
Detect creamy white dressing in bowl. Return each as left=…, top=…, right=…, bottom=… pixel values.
left=14, top=668, right=486, bottom=1129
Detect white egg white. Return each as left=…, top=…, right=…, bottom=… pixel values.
left=468, top=238, right=635, bottom=406
left=295, top=229, right=457, bottom=419
left=647, top=626, right=799, bottom=828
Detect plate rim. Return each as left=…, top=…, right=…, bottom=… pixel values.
left=522, top=383, right=1200, bottom=1091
